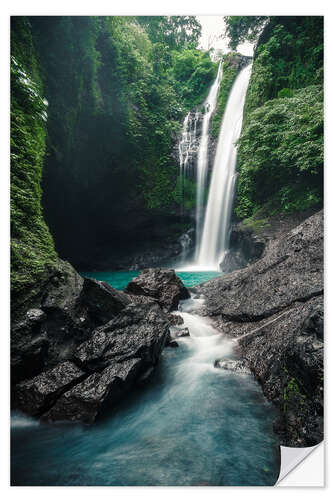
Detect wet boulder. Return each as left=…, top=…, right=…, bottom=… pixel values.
left=214, top=359, right=251, bottom=375
left=11, top=261, right=133, bottom=385
left=124, top=268, right=190, bottom=312
left=74, top=303, right=170, bottom=372
left=170, top=327, right=190, bottom=339
left=13, top=361, right=86, bottom=416
left=42, top=359, right=141, bottom=424
left=81, top=277, right=131, bottom=324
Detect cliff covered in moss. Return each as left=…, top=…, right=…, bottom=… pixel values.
left=11, top=18, right=57, bottom=302
left=11, top=16, right=217, bottom=285
left=229, top=16, right=323, bottom=220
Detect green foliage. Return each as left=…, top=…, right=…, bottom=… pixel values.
left=170, top=49, right=218, bottom=109
left=242, top=217, right=271, bottom=232
left=278, top=88, right=294, bottom=98
left=235, top=86, right=323, bottom=218
left=244, top=17, right=323, bottom=116
left=10, top=19, right=57, bottom=297
left=211, top=55, right=239, bottom=138
left=172, top=175, right=197, bottom=210
left=137, top=16, right=201, bottom=50
left=224, top=16, right=268, bottom=50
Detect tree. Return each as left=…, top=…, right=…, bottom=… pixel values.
left=224, top=16, right=268, bottom=50
left=137, top=16, right=201, bottom=50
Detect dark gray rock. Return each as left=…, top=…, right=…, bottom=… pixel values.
left=219, top=250, right=248, bottom=273
left=15, top=302, right=170, bottom=424
left=168, top=314, right=184, bottom=326
left=214, top=359, right=251, bottom=375
left=11, top=260, right=132, bottom=385
left=81, top=277, right=131, bottom=324
left=42, top=359, right=142, bottom=424
left=198, top=211, right=323, bottom=321
left=166, top=339, right=179, bottom=348
left=197, top=211, right=323, bottom=447
left=170, top=327, right=190, bottom=339
left=74, top=303, right=170, bottom=372
left=125, top=268, right=190, bottom=312
left=13, top=361, right=86, bottom=416
left=26, top=309, right=47, bottom=323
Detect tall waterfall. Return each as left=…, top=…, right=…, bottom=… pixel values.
left=197, top=64, right=252, bottom=270
left=195, top=60, right=222, bottom=256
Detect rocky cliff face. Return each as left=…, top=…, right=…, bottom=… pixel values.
left=196, top=210, right=323, bottom=446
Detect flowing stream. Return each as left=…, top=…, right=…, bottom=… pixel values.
left=197, top=64, right=252, bottom=269
left=11, top=271, right=280, bottom=486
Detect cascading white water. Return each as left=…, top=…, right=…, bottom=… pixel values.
left=179, top=112, right=200, bottom=208
left=197, top=64, right=252, bottom=270
left=195, top=60, right=222, bottom=256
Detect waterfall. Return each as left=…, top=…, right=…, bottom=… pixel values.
left=178, top=112, right=200, bottom=211
left=197, top=64, right=252, bottom=270
left=195, top=60, right=222, bottom=256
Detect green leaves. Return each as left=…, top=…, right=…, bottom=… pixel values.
left=235, top=86, right=323, bottom=218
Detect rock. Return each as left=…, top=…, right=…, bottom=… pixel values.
left=81, top=277, right=131, bottom=324
left=42, top=359, right=142, bottom=424
left=15, top=302, right=170, bottom=424
left=198, top=211, right=323, bottom=321
left=168, top=314, right=184, bottom=326
left=214, top=359, right=251, bottom=375
left=74, top=303, right=170, bottom=372
left=166, top=340, right=179, bottom=348
left=26, top=309, right=46, bottom=323
left=219, top=250, right=247, bottom=273
left=126, top=294, right=158, bottom=306
left=302, top=303, right=323, bottom=340
left=124, top=268, right=190, bottom=312
left=170, top=327, right=190, bottom=339
left=13, top=361, right=86, bottom=416
left=11, top=260, right=132, bottom=385
left=198, top=211, right=323, bottom=447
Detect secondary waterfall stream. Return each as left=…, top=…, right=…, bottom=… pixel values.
left=197, top=64, right=252, bottom=269
left=11, top=272, right=280, bottom=486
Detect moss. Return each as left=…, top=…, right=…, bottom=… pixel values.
left=211, top=55, right=239, bottom=139
left=241, top=217, right=271, bottom=232
left=11, top=19, right=57, bottom=299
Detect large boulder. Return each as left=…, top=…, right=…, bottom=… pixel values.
left=42, top=359, right=142, bottom=424
left=11, top=260, right=133, bottom=385
left=198, top=211, right=323, bottom=321
left=197, top=211, right=323, bottom=447
left=13, top=302, right=170, bottom=424
left=74, top=303, right=170, bottom=372
left=80, top=277, right=131, bottom=324
left=125, top=268, right=190, bottom=312
left=13, top=361, right=86, bottom=416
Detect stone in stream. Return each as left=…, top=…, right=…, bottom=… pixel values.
left=80, top=277, right=131, bottom=324
left=42, top=359, right=142, bottom=424
left=170, top=327, right=190, bottom=339
left=214, top=359, right=251, bottom=375
left=197, top=210, right=324, bottom=447
left=124, top=268, right=190, bottom=312
left=13, top=361, right=86, bottom=416
left=168, top=314, right=184, bottom=326
left=74, top=303, right=170, bottom=372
